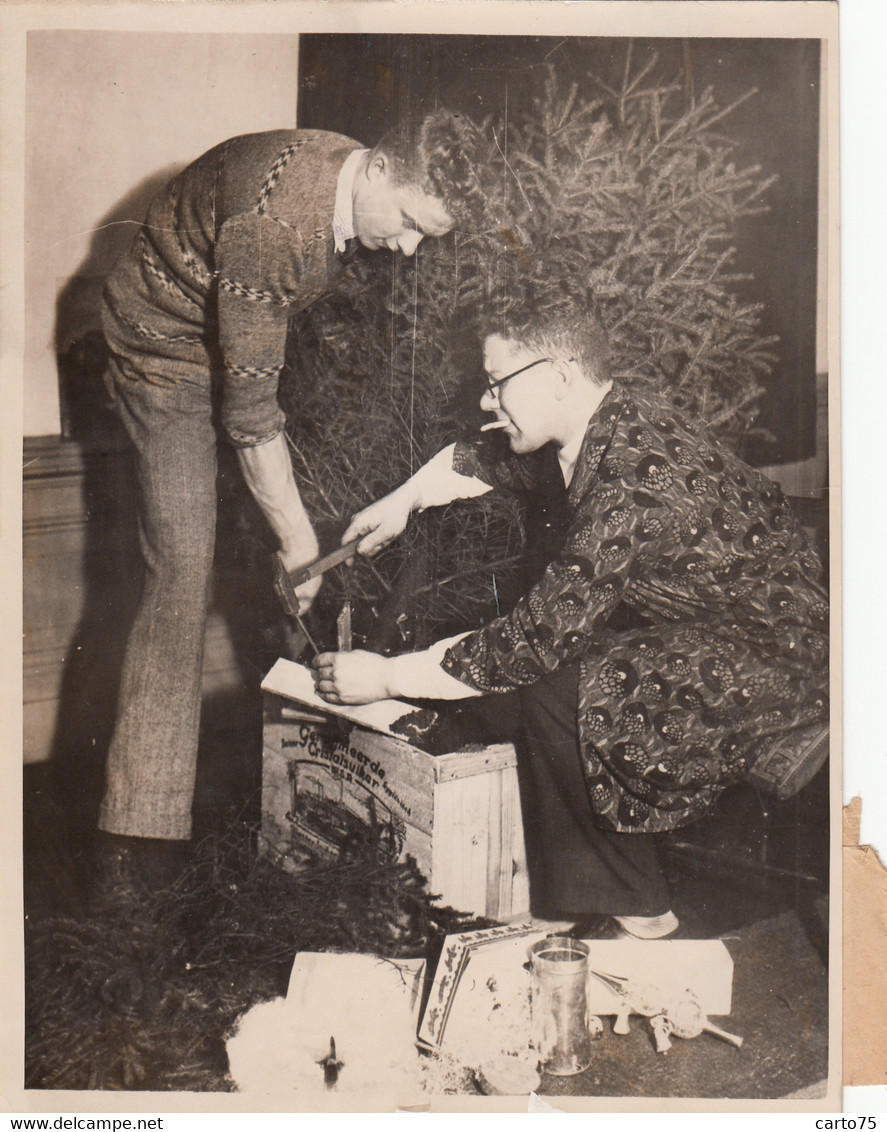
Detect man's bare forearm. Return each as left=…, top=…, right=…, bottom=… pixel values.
left=236, top=433, right=319, bottom=571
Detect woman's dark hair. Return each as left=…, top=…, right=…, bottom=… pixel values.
left=480, top=269, right=613, bottom=386
left=371, top=108, right=487, bottom=229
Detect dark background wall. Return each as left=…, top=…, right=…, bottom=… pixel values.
left=298, top=35, right=820, bottom=466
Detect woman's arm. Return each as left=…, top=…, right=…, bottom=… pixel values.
left=313, top=634, right=483, bottom=705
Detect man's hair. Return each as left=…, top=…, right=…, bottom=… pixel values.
left=480, top=270, right=613, bottom=387
left=371, top=108, right=487, bottom=230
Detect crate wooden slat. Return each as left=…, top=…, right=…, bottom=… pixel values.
left=261, top=694, right=529, bottom=921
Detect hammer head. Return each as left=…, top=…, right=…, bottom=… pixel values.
left=269, top=551, right=301, bottom=617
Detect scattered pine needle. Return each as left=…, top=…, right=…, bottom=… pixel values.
left=25, top=812, right=487, bottom=1092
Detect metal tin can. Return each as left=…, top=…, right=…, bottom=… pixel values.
left=528, top=936, right=592, bottom=1076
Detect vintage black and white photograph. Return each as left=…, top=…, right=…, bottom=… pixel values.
left=13, top=1, right=839, bottom=1112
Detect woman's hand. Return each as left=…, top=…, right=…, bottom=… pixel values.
left=341, top=485, right=417, bottom=558
left=313, top=650, right=398, bottom=704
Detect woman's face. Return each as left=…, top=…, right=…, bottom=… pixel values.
left=480, top=334, right=562, bottom=454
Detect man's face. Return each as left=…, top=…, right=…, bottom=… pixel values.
left=352, top=155, right=453, bottom=255
left=480, top=334, right=563, bottom=454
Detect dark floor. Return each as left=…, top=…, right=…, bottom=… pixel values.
left=23, top=687, right=266, bottom=922
left=541, top=909, right=829, bottom=1100
left=22, top=685, right=832, bottom=1098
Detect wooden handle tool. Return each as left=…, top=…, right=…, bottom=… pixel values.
left=269, top=551, right=321, bottom=656
left=288, top=539, right=362, bottom=589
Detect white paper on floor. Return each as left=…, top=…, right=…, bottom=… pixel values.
left=582, top=938, right=734, bottom=1016
left=226, top=952, right=425, bottom=1098
left=418, top=926, right=735, bottom=1067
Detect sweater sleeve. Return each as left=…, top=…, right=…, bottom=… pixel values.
left=214, top=214, right=328, bottom=447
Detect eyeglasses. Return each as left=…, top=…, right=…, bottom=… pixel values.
left=484, top=357, right=552, bottom=396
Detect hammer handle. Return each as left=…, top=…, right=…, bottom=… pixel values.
left=288, top=538, right=362, bottom=589
left=270, top=551, right=321, bottom=654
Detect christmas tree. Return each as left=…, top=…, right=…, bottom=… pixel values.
left=280, top=48, right=778, bottom=654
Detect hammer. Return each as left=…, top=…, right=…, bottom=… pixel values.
left=269, top=540, right=361, bottom=654
left=288, top=539, right=361, bottom=590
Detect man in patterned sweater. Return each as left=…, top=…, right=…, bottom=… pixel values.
left=313, top=279, right=829, bottom=938
left=95, top=111, right=485, bottom=895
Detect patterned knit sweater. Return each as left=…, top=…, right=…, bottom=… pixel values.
left=101, top=129, right=360, bottom=446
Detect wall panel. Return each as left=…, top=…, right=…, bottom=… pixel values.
left=22, top=434, right=256, bottom=765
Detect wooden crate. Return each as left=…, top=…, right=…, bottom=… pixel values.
left=261, top=694, right=529, bottom=921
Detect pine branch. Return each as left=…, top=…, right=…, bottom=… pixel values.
left=278, top=51, right=778, bottom=649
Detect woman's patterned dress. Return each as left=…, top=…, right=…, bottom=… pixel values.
left=441, top=382, right=829, bottom=833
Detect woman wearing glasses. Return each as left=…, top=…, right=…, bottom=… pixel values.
left=313, top=278, right=828, bottom=939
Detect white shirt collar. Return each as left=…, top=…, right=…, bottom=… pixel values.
left=557, top=430, right=587, bottom=488
left=333, top=148, right=369, bottom=252
left=558, top=380, right=614, bottom=487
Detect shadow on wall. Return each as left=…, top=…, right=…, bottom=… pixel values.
left=39, top=174, right=179, bottom=829
left=54, top=167, right=179, bottom=440
left=43, top=167, right=300, bottom=838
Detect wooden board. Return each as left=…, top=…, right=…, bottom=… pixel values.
left=261, top=658, right=416, bottom=739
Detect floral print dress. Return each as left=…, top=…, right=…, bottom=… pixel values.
left=441, top=382, right=829, bottom=833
